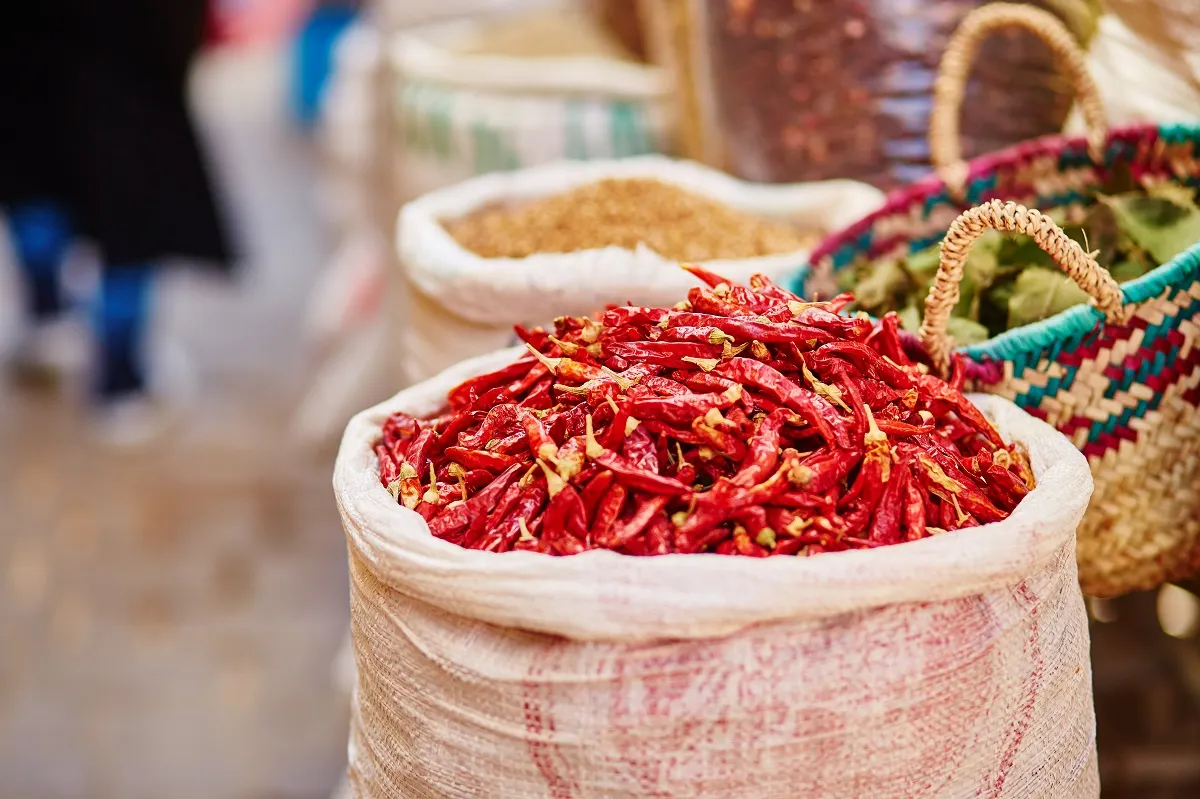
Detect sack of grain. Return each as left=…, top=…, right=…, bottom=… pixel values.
left=390, top=3, right=672, bottom=203
left=334, top=346, right=1100, bottom=799
left=396, top=155, right=884, bottom=383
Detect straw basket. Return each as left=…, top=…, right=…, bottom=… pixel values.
left=803, top=4, right=1200, bottom=597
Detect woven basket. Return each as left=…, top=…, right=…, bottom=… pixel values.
left=801, top=4, right=1200, bottom=598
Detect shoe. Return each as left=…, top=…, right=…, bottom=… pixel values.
left=90, top=340, right=197, bottom=449
left=148, top=336, right=200, bottom=408
left=6, top=317, right=88, bottom=387
left=91, top=393, right=172, bottom=449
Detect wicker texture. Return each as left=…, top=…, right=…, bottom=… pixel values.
left=921, top=200, right=1129, bottom=371
left=803, top=7, right=1200, bottom=598
left=930, top=3, right=1107, bottom=195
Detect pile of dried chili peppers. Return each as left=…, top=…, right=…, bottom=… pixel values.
left=375, top=266, right=1035, bottom=557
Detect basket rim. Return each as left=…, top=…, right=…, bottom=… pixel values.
left=807, top=122, right=1200, bottom=363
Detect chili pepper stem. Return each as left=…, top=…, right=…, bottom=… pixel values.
left=536, top=458, right=567, bottom=497
left=525, top=343, right=561, bottom=374
left=422, top=463, right=439, bottom=504
left=584, top=414, right=606, bottom=459
left=682, top=356, right=720, bottom=371
left=518, top=518, right=534, bottom=541
left=601, top=366, right=639, bottom=392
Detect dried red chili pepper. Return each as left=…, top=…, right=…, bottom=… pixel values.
left=869, top=457, right=911, bottom=545
left=444, top=446, right=522, bottom=472
left=691, top=414, right=748, bottom=461
left=601, top=306, right=669, bottom=328
left=517, top=407, right=559, bottom=463
left=458, top=404, right=519, bottom=450
left=642, top=375, right=691, bottom=396
left=914, top=454, right=1007, bottom=524
left=599, top=495, right=669, bottom=549
left=914, top=373, right=1006, bottom=450
left=864, top=312, right=913, bottom=369
left=620, top=426, right=659, bottom=472
left=715, top=358, right=850, bottom=448
left=792, top=306, right=871, bottom=339
left=627, top=386, right=741, bottom=427
left=814, top=341, right=915, bottom=389
left=579, top=470, right=615, bottom=519
left=462, top=479, right=524, bottom=549
left=603, top=340, right=724, bottom=370
left=379, top=265, right=1034, bottom=557
left=427, top=463, right=523, bottom=543
left=542, top=484, right=589, bottom=543
left=747, top=273, right=801, bottom=301
left=903, top=477, right=928, bottom=543
left=668, top=311, right=837, bottom=347
left=526, top=344, right=609, bottom=384
left=589, top=482, right=628, bottom=545
left=732, top=408, right=790, bottom=487
left=948, top=352, right=968, bottom=395
left=593, top=450, right=691, bottom=496
left=477, top=480, right=548, bottom=552
left=381, top=411, right=420, bottom=451
left=448, top=357, right=536, bottom=410
left=376, top=444, right=400, bottom=487
left=687, top=286, right=755, bottom=318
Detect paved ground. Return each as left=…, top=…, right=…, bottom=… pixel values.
left=0, top=47, right=350, bottom=799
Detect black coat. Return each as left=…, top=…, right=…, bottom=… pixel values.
left=0, top=1, right=232, bottom=268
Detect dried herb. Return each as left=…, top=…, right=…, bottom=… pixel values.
left=840, top=185, right=1199, bottom=343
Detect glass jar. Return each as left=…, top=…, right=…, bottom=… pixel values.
left=688, top=0, right=1099, bottom=191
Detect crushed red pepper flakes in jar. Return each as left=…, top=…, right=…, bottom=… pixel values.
left=376, top=263, right=1035, bottom=556
left=441, top=178, right=817, bottom=262
left=696, top=0, right=1091, bottom=190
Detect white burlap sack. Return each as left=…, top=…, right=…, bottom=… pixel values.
left=1065, top=15, right=1200, bottom=130
left=396, top=156, right=885, bottom=383
left=391, top=7, right=671, bottom=204
left=335, top=347, right=1100, bottom=799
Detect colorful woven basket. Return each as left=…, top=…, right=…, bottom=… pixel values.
left=799, top=4, right=1200, bottom=597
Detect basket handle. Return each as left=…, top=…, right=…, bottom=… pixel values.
left=918, top=200, right=1131, bottom=375
left=929, top=3, right=1108, bottom=195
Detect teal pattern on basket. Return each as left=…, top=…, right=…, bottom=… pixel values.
left=962, top=244, right=1200, bottom=365
left=805, top=122, right=1200, bottom=369
left=797, top=122, right=1200, bottom=595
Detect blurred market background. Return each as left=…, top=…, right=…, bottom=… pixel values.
left=1, top=0, right=1199, bottom=797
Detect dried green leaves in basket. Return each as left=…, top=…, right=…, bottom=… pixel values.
left=839, top=181, right=1200, bottom=346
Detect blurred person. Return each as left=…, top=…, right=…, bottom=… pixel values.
left=0, top=0, right=232, bottom=442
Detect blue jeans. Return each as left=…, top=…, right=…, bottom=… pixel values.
left=9, top=201, right=72, bottom=320
left=9, top=201, right=152, bottom=400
